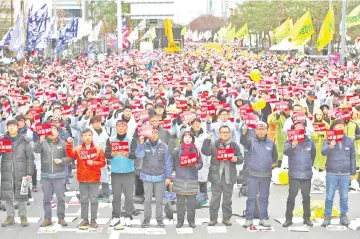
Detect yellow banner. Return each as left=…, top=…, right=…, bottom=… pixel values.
left=316, top=7, right=335, bottom=51
left=288, top=11, right=314, bottom=42
left=274, top=18, right=292, bottom=44
left=236, top=23, right=249, bottom=40
left=346, top=5, right=360, bottom=28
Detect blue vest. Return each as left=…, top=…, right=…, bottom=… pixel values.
left=141, top=141, right=167, bottom=176
left=110, top=136, right=134, bottom=174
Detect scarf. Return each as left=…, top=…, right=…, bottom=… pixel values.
left=94, top=128, right=103, bottom=135
left=116, top=133, right=126, bottom=141
left=191, top=127, right=204, bottom=137
left=180, top=142, right=197, bottom=155
left=219, top=139, right=231, bottom=148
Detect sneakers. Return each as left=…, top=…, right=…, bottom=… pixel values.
left=40, top=218, right=52, bottom=227
left=78, top=219, right=89, bottom=228
left=58, top=218, right=68, bottom=226
left=90, top=219, right=98, bottom=228
left=1, top=217, right=15, bottom=227
left=282, top=220, right=293, bottom=227
left=340, top=215, right=350, bottom=226
left=125, top=217, right=133, bottom=227
left=208, top=220, right=218, bottom=226
left=20, top=216, right=29, bottom=227
left=303, top=218, right=313, bottom=227
left=141, top=218, right=150, bottom=228
left=110, top=217, right=121, bottom=227
left=222, top=220, right=232, bottom=226
left=259, top=219, right=271, bottom=227
left=243, top=220, right=253, bottom=228
left=157, top=220, right=165, bottom=228
left=322, top=216, right=331, bottom=227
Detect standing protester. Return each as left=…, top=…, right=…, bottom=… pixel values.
left=105, top=120, right=136, bottom=227
left=135, top=128, right=173, bottom=228
left=241, top=122, right=278, bottom=228
left=1, top=120, right=35, bottom=227
left=202, top=125, right=243, bottom=226
left=66, top=128, right=106, bottom=228
left=33, top=125, right=70, bottom=227
left=282, top=122, right=316, bottom=227
left=172, top=131, right=203, bottom=228
left=321, top=119, right=356, bottom=227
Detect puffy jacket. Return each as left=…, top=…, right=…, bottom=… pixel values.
left=66, top=141, right=106, bottom=182
left=33, top=138, right=70, bottom=178
left=283, top=136, right=316, bottom=180
left=241, top=134, right=278, bottom=178
left=0, top=134, right=34, bottom=201
left=321, top=136, right=356, bottom=176
left=201, top=139, right=243, bottom=184
left=105, top=135, right=135, bottom=174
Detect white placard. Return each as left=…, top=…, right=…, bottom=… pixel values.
left=145, top=228, right=167, bottom=235
left=76, top=228, right=103, bottom=233
left=15, top=217, right=41, bottom=223
left=288, top=226, right=310, bottom=232
left=176, top=228, right=194, bottom=234
left=207, top=226, right=227, bottom=234
left=326, top=225, right=347, bottom=231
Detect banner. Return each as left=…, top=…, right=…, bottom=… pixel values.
left=313, top=123, right=326, bottom=132
left=292, top=112, right=306, bottom=123
left=244, top=113, right=259, bottom=129
left=79, top=148, right=97, bottom=160
left=9, top=14, right=25, bottom=60
left=274, top=18, right=292, bottom=44
left=55, top=17, right=79, bottom=53
left=0, top=139, right=12, bottom=153
left=288, top=11, right=314, bottom=42
left=88, top=21, right=102, bottom=43
left=216, top=148, right=235, bottom=161
left=180, top=153, right=197, bottom=167
left=287, top=129, right=305, bottom=143
left=0, top=27, right=14, bottom=48
left=327, top=130, right=344, bottom=143
left=26, top=4, right=48, bottom=50
left=111, top=142, right=129, bottom=152
left=346, top=4, right=360, bottom=28
left=35, top=124, right=52, bottom=136
left=316, top=7, right=335, bottom=51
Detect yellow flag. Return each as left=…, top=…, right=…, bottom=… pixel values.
left=226, top=26, right=236, bottom=43
left=274, top=18, right=292, bottom=44
left=288, top=11, right=314, bottom=42
left=316, top=7, right=335, bottom=51
left=235, top=23, right=249, bottom=40
left=181, top=27, right=187, bottom=36
left=217, top=27, right=226, bottom=41
left=149, top=27, right=157, bottom=42
left=346, top=5, right=360, bottom=28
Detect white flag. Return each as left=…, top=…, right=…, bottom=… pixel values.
left=128, top=27, right=139, bottom=43
left=9, top=14, right=24, bottom=60
left=140, top=27, right=152, bottom=40
left=89, top=21, right=102, bottom=42
left=137, top=19, right=146, bottom=31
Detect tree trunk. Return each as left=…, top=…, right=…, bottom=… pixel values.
left=268, top=32, right=272, bottom=47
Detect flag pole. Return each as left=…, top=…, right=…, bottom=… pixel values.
left=327, top=0, right=332, bottom=65
left=117, top=0, right=122, bottom=52
left=340, top=0, right=347, bottom=64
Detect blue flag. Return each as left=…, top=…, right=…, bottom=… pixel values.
left=55, top=18, right=79, bottom=54
left=26, top=4, right=48, bottom=50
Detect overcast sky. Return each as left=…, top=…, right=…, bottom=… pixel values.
left=173, top=0, right=208, bottom=25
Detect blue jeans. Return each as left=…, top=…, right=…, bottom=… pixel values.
left=245, top=176, right=271, bottom=220
left=324, top=174, right=350, bottom=218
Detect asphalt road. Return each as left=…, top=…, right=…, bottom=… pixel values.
left=0, top=174, right=360, bottom=239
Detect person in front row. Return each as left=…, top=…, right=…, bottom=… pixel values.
left=241, top=121, right=277, bottom=228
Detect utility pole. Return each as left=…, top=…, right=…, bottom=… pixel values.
left=117, top=0, right=122, bottom=51
left=327, top=0, right=332, bottom=65
left=340, top=0, right=347, bottom=64
left=11, top=0, right=13, bottom=25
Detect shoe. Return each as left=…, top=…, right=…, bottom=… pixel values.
left=208, top=220, right=217, bottom=226
left=125, top=217, right=133, bottom=227
left=243, top=220, right=253, bottom=228
left=303, top=218, right=313, bottom=227
left=188, top=221, right=196, bottom=228
left=40, top=218, right=52, bottom=227
left=340, top=215, right=350, bottom=226
left=110, top=217, right=121, bottom=227
left=222, top=220, right=232, bottom=226
left=282, top=220, right=293, bottom=227
left=176, top=221, right=184, bottom=228
left=20, top=216, right=29, bottom=227
left=141, top=218, right=150, bottom=228
left=1, top=217, right=15, bottom=227
left=259, top=219, right=271, bottom=227
left=58, top=218, right=68, bottom=226
left=90, top=219, right=98, bottom=228
left=32, top=186, right=39, bottom=192
left=321, top=217, right=331, bottom=227
left=78, top=219, right=89, bottom=227
left=157, top=220, right=165, bottom=228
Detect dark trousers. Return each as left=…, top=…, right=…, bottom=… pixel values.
left=176, top=194, right=196, bottom=222
left=79, top=182, right=100, bottom=220
left=135, top=174, right=144, bottom=196
left=199, top=182, right=208, bottom=198
left=32, top=166, right=37, bottom=187
left=209, top=174, right=234, bottom=221
left=111, top=173, right=134, bottom=218
left=245, top=176, right=271, bottom=220
left=285, top=179, right=311, bottom=220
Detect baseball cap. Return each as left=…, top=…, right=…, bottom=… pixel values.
left=307, top=90, right=315, bottom=96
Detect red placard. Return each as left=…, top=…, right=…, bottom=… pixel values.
left=58, top=94, right=67, bottom=101
left=131, top=100, right=142, bottom=109
left=79, top=148, right=98, bottom=160
left=0, top=139, right=12, bottom=152
left=313, top=123, right=326, bottom=132
left=35, top=124, right=52, bottom=136
left=216, top=148, right=235, bottom=161
left=176, top=99, right=188, bottom=110
left=160, top=119, right=171, bottom=130
left=63, top=106, right=72, bottom=115
left=327, top=130, right=344, bottom=143
left=346, top=95, right=360, bottom=106
left=335, top=109, right=351, bottom=121
left=96, top=107, right=110, bottom=118
left=110, top=99, right=121, bottom=110
left=180, top=111, right=195, bottom=123
left=239, top=104, right=253, bottom=116
left=111, top=141, right=129, bottom=152
left=89, top=98, right=101, bottom=110
left=244, top=113, right=259, bottom=129
left=134, top=110, right=149, bottom=122
left=76, top=103, right=87, bottom=114
left=2, top=102, right=11, bottom=113
left=138, top=125, right=153, bottom=137
left=267, top=94, right=278, bottom=103
left=180, top=153, right=197, bottom=167
left=274, top=101, right=289, bottom=111
left=33, top=114, right=41, bottom=125
left=287, top=129, right=305, bottom=143
left=292, top=112, right=306, bottom=123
